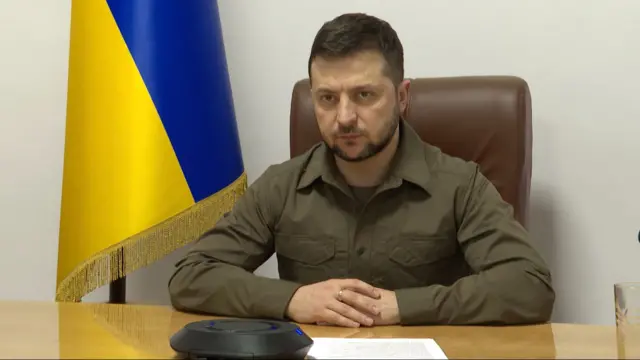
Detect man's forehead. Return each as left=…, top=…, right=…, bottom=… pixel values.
left=310, top=51, right=389, bottom=91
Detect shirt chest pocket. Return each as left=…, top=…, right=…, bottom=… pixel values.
left=274, top=234, right=339, bottom=284
left=377, top=235, right=460, bottom=288
left=389, top=236, right=456, bottom=266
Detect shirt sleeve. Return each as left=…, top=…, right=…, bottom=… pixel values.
left=168, top=166, right=302, bottom=319
left=394, top=166, right=555, bottom=325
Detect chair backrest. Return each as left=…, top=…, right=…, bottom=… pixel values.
left=289, top=76, right=532, bottom=228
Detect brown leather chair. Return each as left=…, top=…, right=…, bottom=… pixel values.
left=289, top=76, right=532, bottom=228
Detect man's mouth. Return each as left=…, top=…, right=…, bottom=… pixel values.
left=338, top=134, right=361, bottom=140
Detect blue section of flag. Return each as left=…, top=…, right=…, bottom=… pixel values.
left=106, top=0, right=244, bottom=202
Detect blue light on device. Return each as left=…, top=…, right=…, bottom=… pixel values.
left=295, top=328, right=303, bottom=335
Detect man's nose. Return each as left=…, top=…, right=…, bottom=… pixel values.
left=336, top=97, right=357, bottom=126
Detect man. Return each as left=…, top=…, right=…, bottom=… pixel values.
left=168, top=13, right=555, bottom=327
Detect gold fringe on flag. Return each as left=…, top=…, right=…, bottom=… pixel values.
left=55, top=172, right=247, bottom=302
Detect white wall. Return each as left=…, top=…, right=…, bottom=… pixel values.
left=1, top=0, right=639, bottom=326
left=0, top=0, right=70, bottom=301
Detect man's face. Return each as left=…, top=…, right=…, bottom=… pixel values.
left=309, top=50, right=410, bottom=162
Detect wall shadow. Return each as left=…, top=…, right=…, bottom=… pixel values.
left=528, top=183, right=564, bottom=323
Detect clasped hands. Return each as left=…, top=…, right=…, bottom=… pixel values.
left=285, top=278, right=400, bottom=327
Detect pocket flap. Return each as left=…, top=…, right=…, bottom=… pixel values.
left=276, top=235, right=335, bottom=265
left=389, top=236, right=456, bottom=267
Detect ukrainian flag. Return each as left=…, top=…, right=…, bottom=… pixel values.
left=56, top=0, right=246, bottom=302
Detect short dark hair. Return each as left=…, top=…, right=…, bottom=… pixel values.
left=308, top=13, right=404, bottom=85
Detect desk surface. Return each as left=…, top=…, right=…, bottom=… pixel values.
left=0, top=300, right=628, bottom=359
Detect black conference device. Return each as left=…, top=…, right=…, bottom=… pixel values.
left=169, top=318, right=314, bottom=359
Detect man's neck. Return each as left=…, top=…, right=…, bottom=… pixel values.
left=334, top=129, right=400, bottom=188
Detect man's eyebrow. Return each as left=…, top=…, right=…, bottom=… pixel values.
left=313, top=87, right=334, bottom=93
left=314, top=84, right=380, bottom=92
left=351, top=84, right=379, bottom=91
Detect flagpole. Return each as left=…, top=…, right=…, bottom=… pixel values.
left=109, top=277, right=126, bottom=303
left=109, top=247, right=126, bottom=304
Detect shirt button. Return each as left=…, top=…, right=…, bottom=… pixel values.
left=356, top=247, right=365, bottom=256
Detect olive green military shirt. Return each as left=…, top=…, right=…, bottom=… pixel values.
left=168, top=120, right=555, bottom=325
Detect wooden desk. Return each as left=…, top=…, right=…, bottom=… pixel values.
left=0, top=300, right=628, bottom=359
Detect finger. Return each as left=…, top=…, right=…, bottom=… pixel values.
left=322, top=308, right=361, bottom=328
left=327, top=299, right=374, bottom=326
left=339, top=289, right=380, bottom=316
left=340, top=279, right=380, bottom=299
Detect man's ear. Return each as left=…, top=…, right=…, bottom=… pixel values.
left=397, top=79, right=411, bottom=113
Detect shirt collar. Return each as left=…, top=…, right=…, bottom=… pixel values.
left=297, top=119, right=432, bottom=194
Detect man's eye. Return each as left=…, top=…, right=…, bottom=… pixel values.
left=321, top=95, right=335, bottom=103
left=359, top=91, right=373, bottom=99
